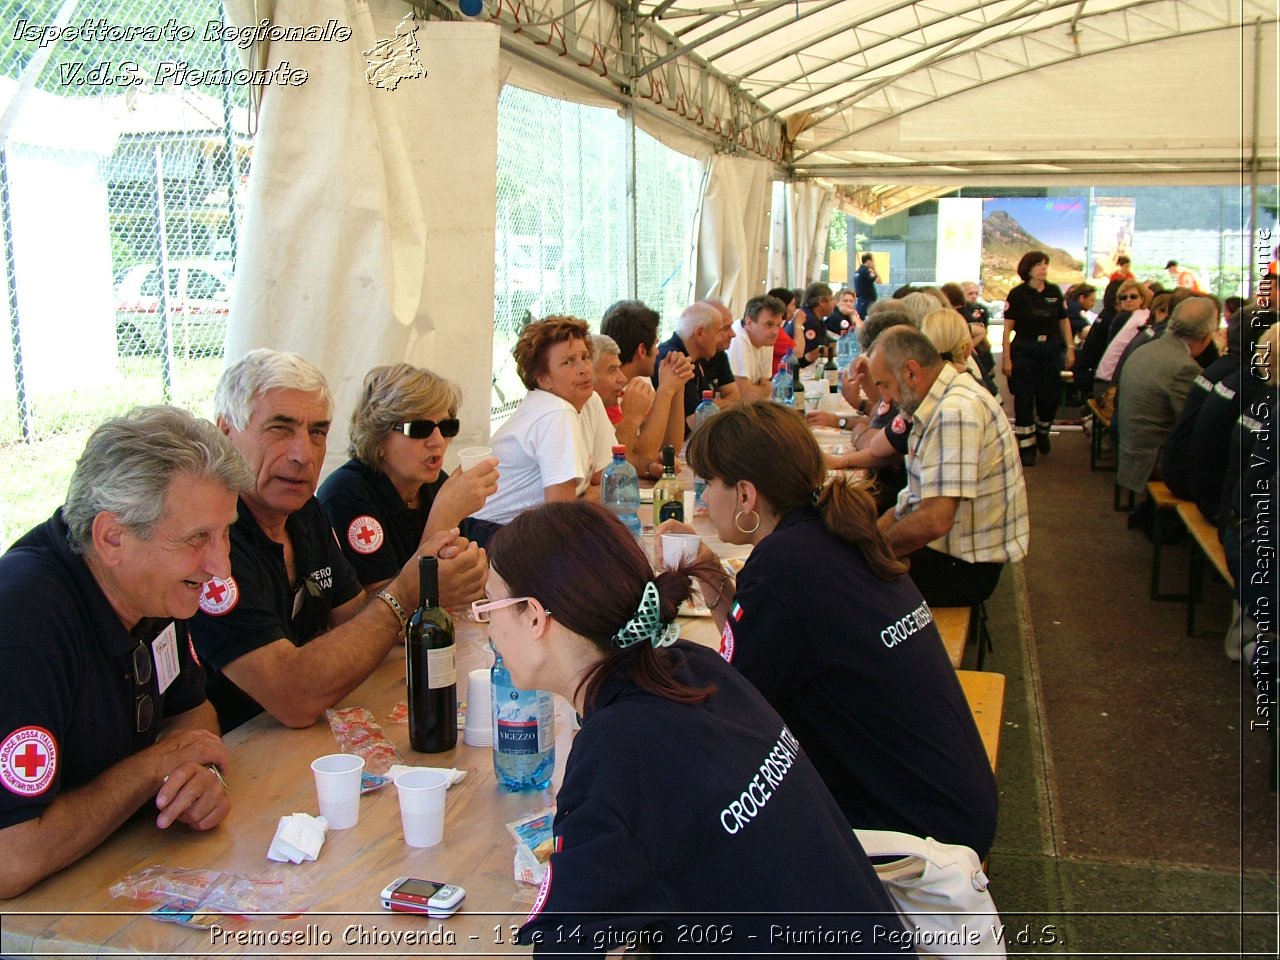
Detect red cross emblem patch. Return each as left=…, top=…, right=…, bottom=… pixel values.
left=1, top=726, right=57, bottom=797
left=198, top=576, right=239, bottom=616
left=347, top=516, right=385, bottom=555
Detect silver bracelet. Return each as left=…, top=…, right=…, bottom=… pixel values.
left=375, top=590, right=408, bottom=631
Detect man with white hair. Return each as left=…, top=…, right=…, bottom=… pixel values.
left=0, top=406, right=249, bottom=897
left=1115, top=297, right=1221, bottom=494
left=191, top=349, right=487, bottom=732
left=653, top=301, right=740, bottom=429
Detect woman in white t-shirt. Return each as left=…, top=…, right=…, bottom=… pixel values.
left=470, top=316, right=616, bottom=545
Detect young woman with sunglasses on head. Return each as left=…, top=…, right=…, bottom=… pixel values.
left=476, top=500, right=900, bottom=953
left=318, top=364, right=498, bottom=593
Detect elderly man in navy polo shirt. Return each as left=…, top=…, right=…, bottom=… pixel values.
left=0, top=406, right=250, bottom=898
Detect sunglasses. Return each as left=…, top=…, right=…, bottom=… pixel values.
left=132, top=641, right=154, bottom=734
left=393, top=418, right=460, bottom=439
left=1117, top=293, right=1143, bottom=301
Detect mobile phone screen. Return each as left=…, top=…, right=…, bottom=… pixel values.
left=394, top=879, right=444, bottom=899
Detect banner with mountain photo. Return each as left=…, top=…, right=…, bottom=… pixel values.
left=981, top=198, right=1086, bottom=301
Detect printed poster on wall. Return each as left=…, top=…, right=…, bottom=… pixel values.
left=980, top=197, right=1086, bottom=301
left=935, top=198, right=984, bottom=289
left=1090, top=198, right=1137, bottom=280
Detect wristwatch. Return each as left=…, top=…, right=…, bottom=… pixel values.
left=837, top=416, right=848, bottom=430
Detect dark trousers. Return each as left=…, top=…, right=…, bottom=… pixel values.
left=1008, top=339, right=1063, bottom=434
left=906, top=546, right=1004, bottom=608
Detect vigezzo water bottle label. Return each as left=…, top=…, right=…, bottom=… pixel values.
left=495, top=718, right=540, bottom=754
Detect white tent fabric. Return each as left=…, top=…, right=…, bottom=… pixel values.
left=225, top=1, right=500, bottom=471
left=787, top=181, right=837, bottom=286
left=691, top=155, right=774, bottom=314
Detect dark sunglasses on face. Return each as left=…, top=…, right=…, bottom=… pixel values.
left=394, top=418, right=460, bottom=439
left=1118, top=294, right=1142, bottom=301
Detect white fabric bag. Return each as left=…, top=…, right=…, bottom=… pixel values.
left=855, top=829, right=1006, bottom=958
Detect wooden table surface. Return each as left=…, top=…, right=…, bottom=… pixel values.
left=1, top=445, right=991, bottom=957
left=0, top=511, right=743, bottom=958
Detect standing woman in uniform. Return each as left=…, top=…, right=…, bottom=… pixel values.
left=1001, top=250, right=1075, bottom=466
left=479, top=501, right=900, bottom=952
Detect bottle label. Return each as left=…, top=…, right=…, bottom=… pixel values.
left=496, top=718, right=541, bottom=754
left=658, top=500, right=684, bottom=523
left=494, top=688, right=555, bottom=753
left=427, top=643, right=456, bottom=689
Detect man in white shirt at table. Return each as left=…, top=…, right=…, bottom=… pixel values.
left=726, top=295, right=785, bottom=402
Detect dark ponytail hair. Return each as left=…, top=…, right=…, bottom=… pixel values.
left=488, top=501, right=716, bottom=710
left=685, top=401, right=906, bottom=581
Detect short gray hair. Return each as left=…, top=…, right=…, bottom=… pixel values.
left=348, top=363, right=461, bottom=466
left=63, top=405, right=253, bottom=552
left=215, top=348, right=333, bottom=431
left=871, top=326, right=943, bottom=376
left=676, top=301, right=719, bottom=340
left=901, top=292, right=939, bottom=325
left=1167, top=296, right=1220, bottom=343
left=589, top=333, right=620, bottom=362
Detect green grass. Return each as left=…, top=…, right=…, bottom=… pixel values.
left=0, top=356, right=223, bottom=551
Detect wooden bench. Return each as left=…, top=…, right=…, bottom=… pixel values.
left=1176, top=501, right=1234, bottom=636
left=1086, top=397, right=1115, bottom=473
left=933, top=606, right=970, bottom=668
left=1147, top=480, right=1189, bottom=602
left=957, top=669, right=1005, bottom=773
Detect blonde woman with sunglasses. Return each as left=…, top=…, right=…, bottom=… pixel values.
left=318, top=363, right=498, bottom=593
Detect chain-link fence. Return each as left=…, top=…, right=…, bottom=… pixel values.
left=492, top=84, right=702, bottom=418
left=1, top=0, right=248, bottom=547
left=0, top=17, right=709, bottom=546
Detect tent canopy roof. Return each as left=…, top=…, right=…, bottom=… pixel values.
left=417, top=0, right=1278, bottom=218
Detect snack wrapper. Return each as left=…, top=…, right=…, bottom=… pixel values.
left=506, top=808, right=556, bottom=885
left=325, top=706, right=402, bottom=774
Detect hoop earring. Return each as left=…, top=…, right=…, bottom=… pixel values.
left=734, top=509, right=761, bottom=534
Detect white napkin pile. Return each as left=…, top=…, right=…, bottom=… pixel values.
left=384, top=764, right=467, bottom=786
left=267, top=812, right=330, bottom=863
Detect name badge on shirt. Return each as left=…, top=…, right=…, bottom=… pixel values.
left=153, top=622, right=181, bottom=695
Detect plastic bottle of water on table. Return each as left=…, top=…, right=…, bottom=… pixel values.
left=491, top=652, right=555, bottom=792
left=771, top=349, right=795, bottom=405
left=600, top=444, right=641, bottom=537
left=692, top=391, right=718, bottom=512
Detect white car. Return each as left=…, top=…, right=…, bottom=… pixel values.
left=114, top=260, right=233, bottom=357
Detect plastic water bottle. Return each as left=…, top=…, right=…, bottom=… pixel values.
left=600, top=445, right=641, bottom=537
left=693, top=390, right=718, bottom=430
left=491, top=652, right=555, bottom=792
left=771, top=350, right=795, bottom=405
left=838, top=330, right=860, bottom=372
left=692, top=391, right=717, bottom=513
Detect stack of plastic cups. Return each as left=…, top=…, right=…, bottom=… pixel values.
left=464, top=668, right=493, bottom=747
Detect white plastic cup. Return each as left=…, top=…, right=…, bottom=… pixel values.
left=395, top=769, right=449, bottom=848
left=457, top=446, right=492, bottom=472
left=464, top=668, right=493, bottom=746
left=310, top=754, right=365, bottom=830
left=682, top=489, right=695, bottom=521
left=661, top=533, right=701, bottom=571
